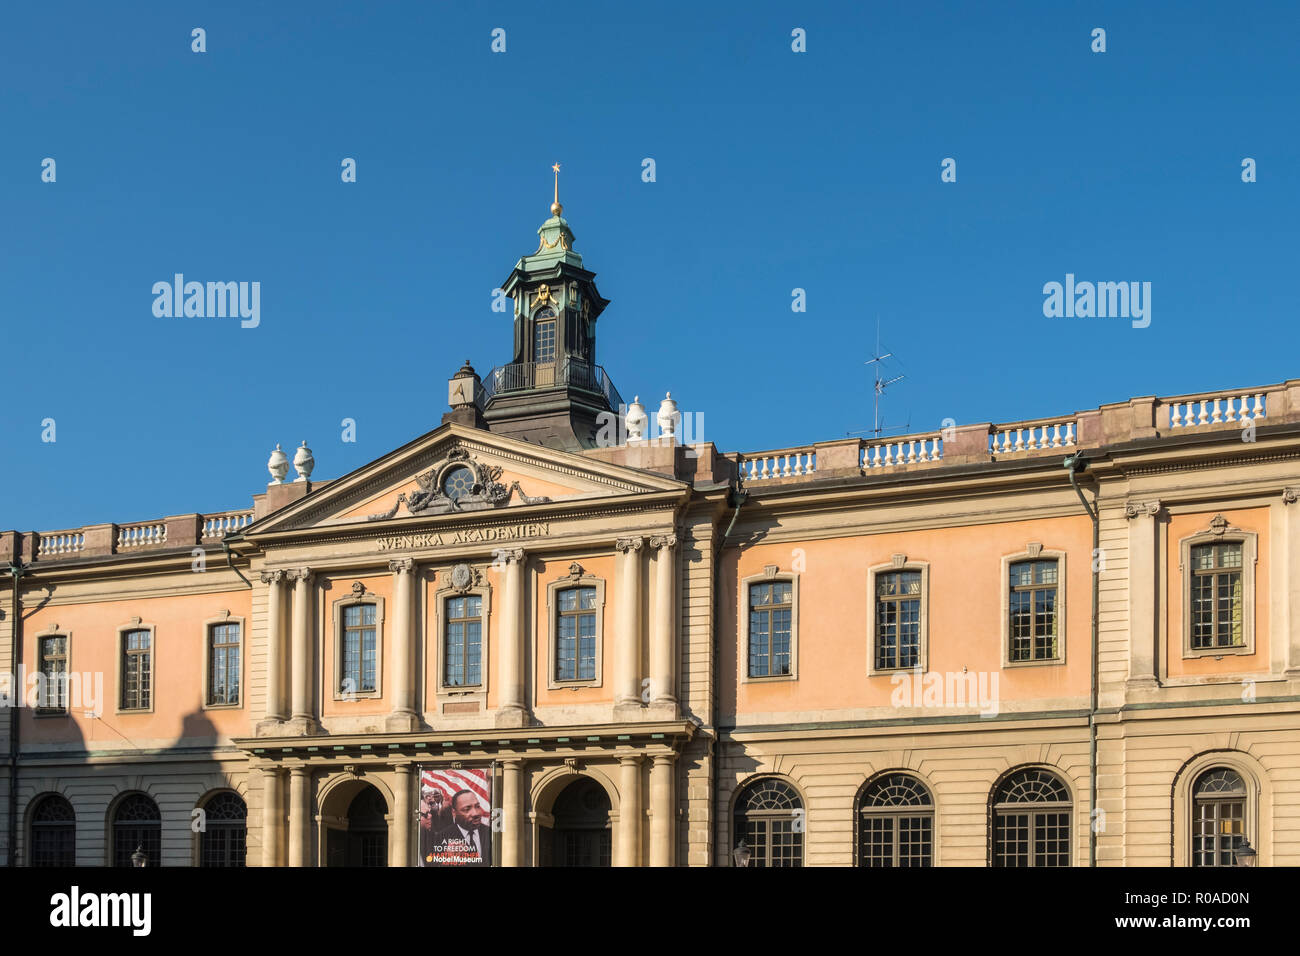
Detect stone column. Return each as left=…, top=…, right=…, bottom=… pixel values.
left=1126, top=501, right=1162, bottom=688
left=288, top=568, right=317, bottom=734
left=288, top=766, right=312, bottom=867
left=502, top=759, right=524, bottom=867
left=614, top=537, right=645, bottom=712
left=616, top=754, right=642, bottom=867
left=387, top=559, right=419, bottom=732
left=261, top=767, right=283, bottom=868
left=260, top=571, right=288, bottom=728
left=496, top=549, right=527, bottom=727
left=648, top=534, right=678, bottom=714
left=649, top=753, right=675, bottom=867
left=1283, top=488, right=1300, bottom=676
left=391, top=763, right=413, bottom=867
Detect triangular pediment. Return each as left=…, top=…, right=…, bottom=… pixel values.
left=246, top=423, right=685, bottom=536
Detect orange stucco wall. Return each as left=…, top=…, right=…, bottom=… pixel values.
left=22, top=588, right=252, bottom=745
left=721, top=516, right=1094, bottom=719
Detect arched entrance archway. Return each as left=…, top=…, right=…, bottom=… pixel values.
left=543, top=776, right=612, bottom=867
left=322, top=782, right=390, bottom=867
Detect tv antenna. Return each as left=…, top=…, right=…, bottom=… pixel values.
left=847, top=321, right=908, bottom=438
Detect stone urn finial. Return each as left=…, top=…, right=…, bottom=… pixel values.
left=657, top=392, right=679, bottom=441
left=625, top=395, right=648, bottom=443
left=293, top=440, right=314, bottom=483
left=267, top=443, right=289, bottom=484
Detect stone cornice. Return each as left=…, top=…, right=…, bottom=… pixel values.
left=234, top=719, right=698, bottom=762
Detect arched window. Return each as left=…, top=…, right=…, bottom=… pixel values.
left=533, top=307, right=557, bottom=363
left=1192, top=768, right=1247, bottom=867
left=199, top=792, right=247, bottom=868
left=734, top=778, right=803, bottom=867
left=991, top=769, right=1071, bottom=867
left=30, top=795, right=75, bottom=867
left=112, top=793, right=161, bottom=867
left=858, top=774, right=933, bottom=867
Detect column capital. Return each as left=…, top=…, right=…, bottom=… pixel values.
left=289, top=765, right=312, bottom=779
left=388, top=557, right=416, bottom=574
left=501, top=757, right=525, bottom=770
left=1124, top=499, right=1163, bottom=519
left=615, top=536, right=645, bottom=553
left=651, top=752, right=678, bottom=767
left=618, top=752, right=644, bottom=766
left=649, top=533, right=678, bottom=551
left=260, top=569, right=287, bottom=585
left=391, top=760, right=414, bottom=773
left=495, top=548, right=526, bottom=565
left=287, top=567, right=313, bottom=583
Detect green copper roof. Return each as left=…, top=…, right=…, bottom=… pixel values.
left=515, top=211, right=583, bottom=273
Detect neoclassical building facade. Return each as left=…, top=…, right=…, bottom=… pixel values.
left=3, top=191, right=1299, bottom=867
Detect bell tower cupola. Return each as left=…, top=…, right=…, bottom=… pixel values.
left=481, top=165, right=622, bottom=452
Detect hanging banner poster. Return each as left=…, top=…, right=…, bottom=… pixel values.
left=419, top=766, right=493, bottom=866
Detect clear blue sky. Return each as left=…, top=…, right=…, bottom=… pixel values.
left=2, top=1, right=1296, bottom=531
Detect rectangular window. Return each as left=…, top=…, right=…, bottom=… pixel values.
left=1008, top=560, right=1059, bottom=662
left=38, top=635, right=68, bottom=714
left=556, top=587, right=597, bottom=681
left=1190, top=542, right=1244, bottom=649
left=341, top=604, right=377, bottom=693
left=208, top=623, right=241, bottom=705
left=121, top=629, right=152, bottom=710
left=444, top=595, right=483, bottom=687
left=748, top=581, right=792, bottom=677
left=875, top=571, right=921, bottom=670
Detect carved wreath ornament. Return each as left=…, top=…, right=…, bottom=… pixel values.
left=368, top=446, right=550, bottom=520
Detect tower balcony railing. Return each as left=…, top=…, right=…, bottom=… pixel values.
left=483, top=354, right=623, bottom=411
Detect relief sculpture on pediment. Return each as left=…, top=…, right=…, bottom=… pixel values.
left=368, top=446, right=551, bottom=520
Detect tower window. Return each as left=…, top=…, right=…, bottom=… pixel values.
left=534, top=308, right=557, bottom=363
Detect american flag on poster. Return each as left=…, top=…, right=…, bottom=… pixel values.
left=419, top=766, right=493, bottom=867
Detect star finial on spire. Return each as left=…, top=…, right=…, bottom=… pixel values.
left=551, top=162, right=563, bottom=216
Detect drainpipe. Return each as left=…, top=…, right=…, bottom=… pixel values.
left=7, top=560, right=25, bottom=868
left=1064, top=455, right=1099, bottom=868
left=711, top=481, right=747, bottom=865
left=220, top=533, right=252, bottom=589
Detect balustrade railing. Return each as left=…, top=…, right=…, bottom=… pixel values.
left=36, top=530, right=85, bottom=557
left=739, top=448, right=817, bottom=481
left=990, top=419, right=1076, bottom=455
left=862, top=434, right=944, bottom=469
left=117, top=522, right=167, bottom=549
left=1167, top=391, right=1266, bottom=429
left=203, top=510, right=255, bottom=538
